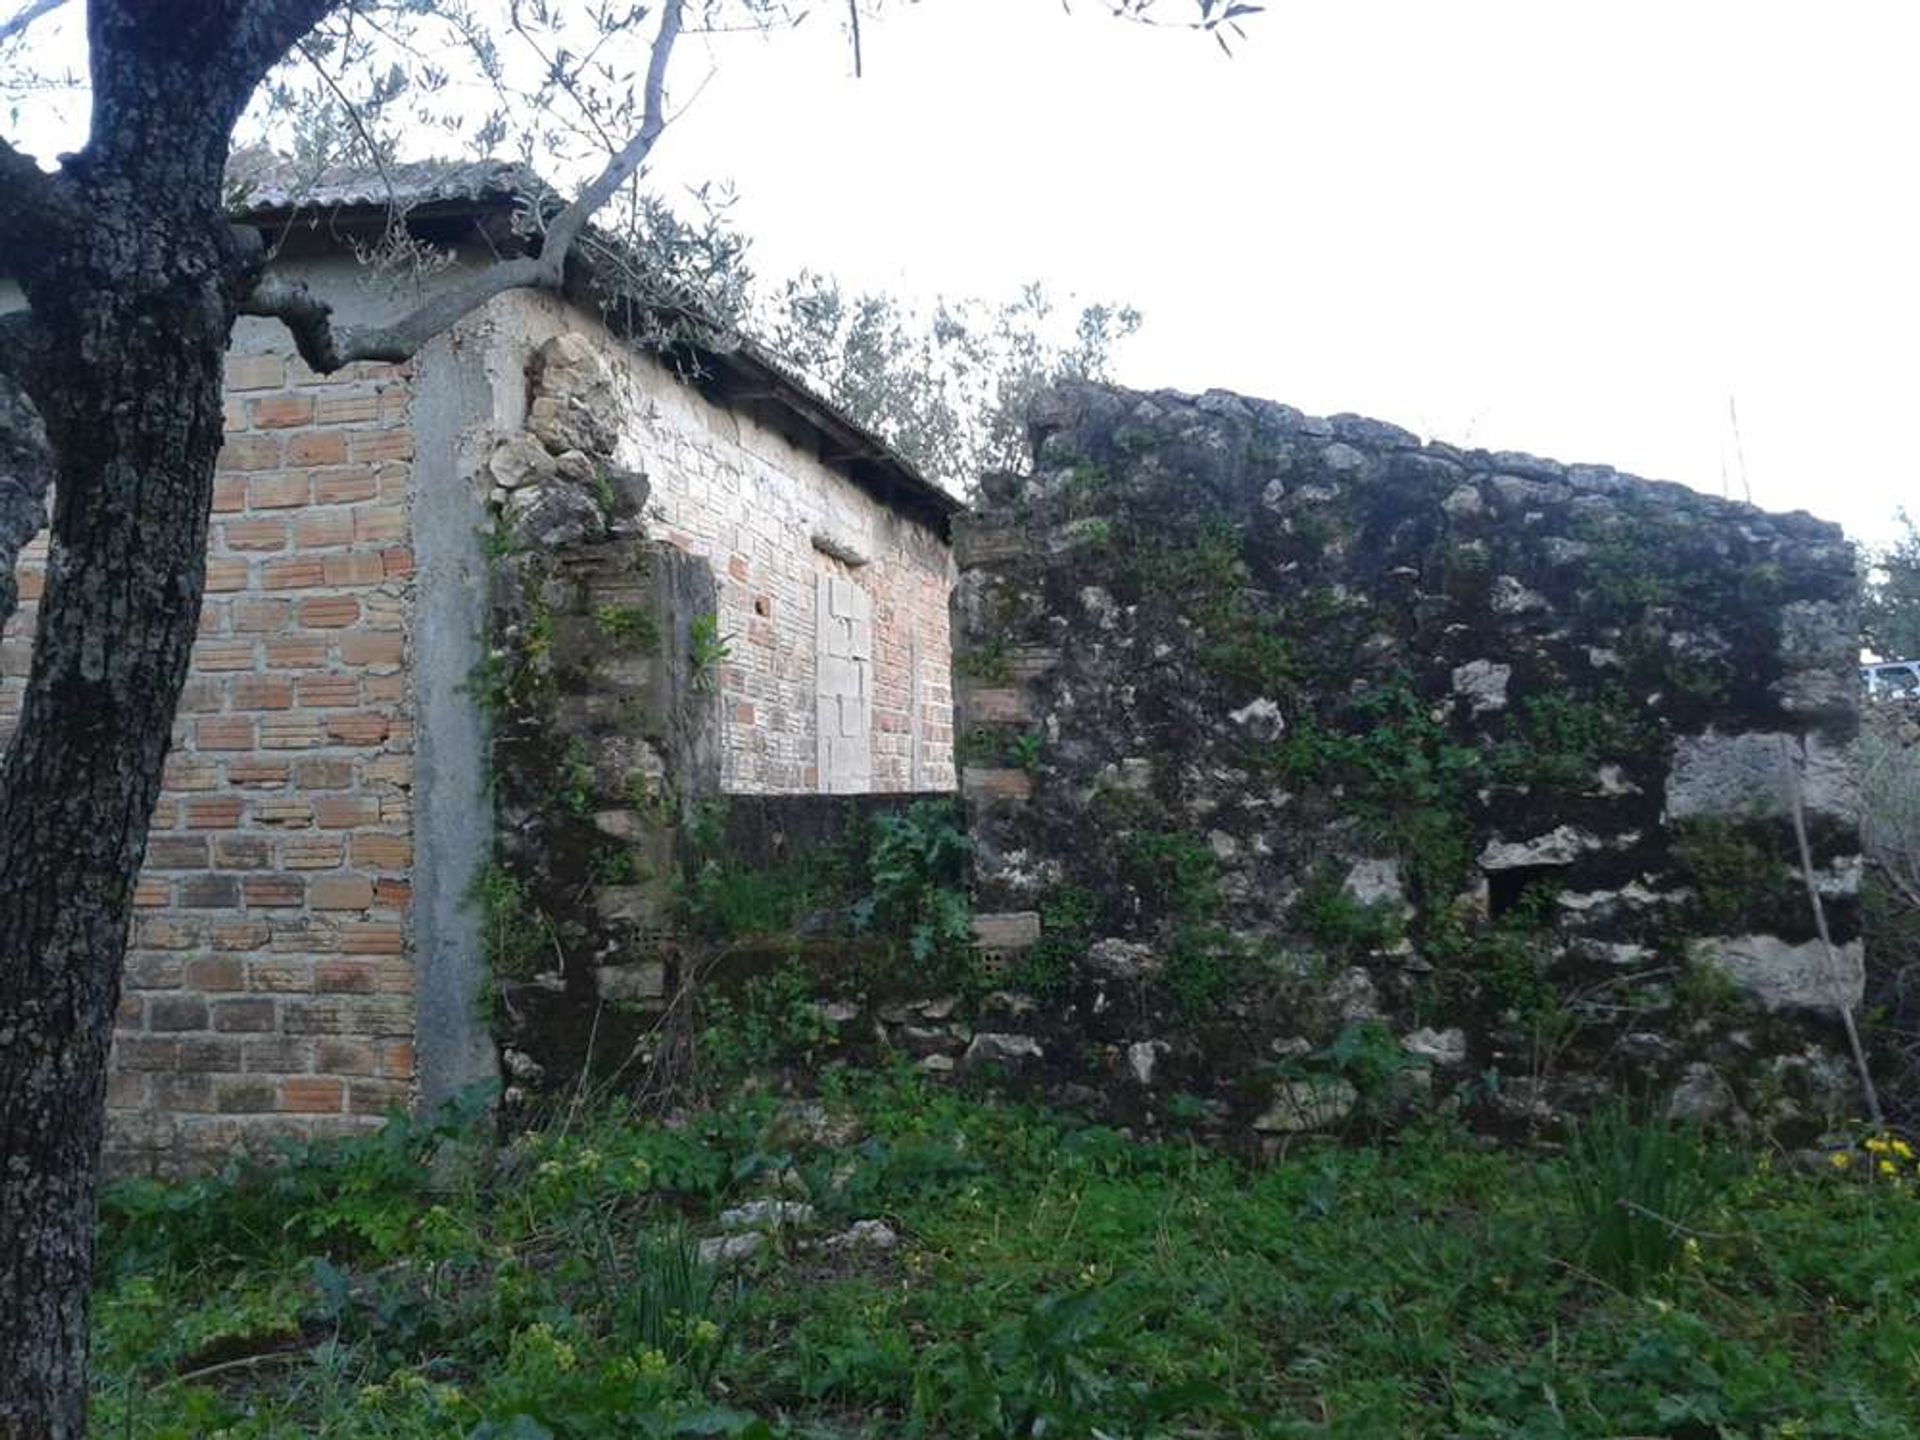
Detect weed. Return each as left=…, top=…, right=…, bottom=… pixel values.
left=955, top=640, right=1014, bottom=684
left=1670, top=815, right=1791, bottom=932
left=700, top=967, right=832, bottom=1075
left=589, top=844, right=640, bottom=887
left=689, top=613, right=734, bottom=691
left=1562, top=1100, right=1728, bottom=1293
left=1294, top=864, right=1403, bottom=957
left=560, top=738, right=596, bottom=818
left=470, top=862, right=555, bottom=986
left=594, top=603, right=660, bottom=651
left=1016, top=886, right=1099, bottom=996
left=1005, top=731, right=1045, bottom=773
left=87, top=1071, right=1920, bottom=1438
left=1161, top=924, right=1255, bottom=1016
left=1124, top=829, right=1218, bottom=920
left=853, top=799, right=974, bottom=975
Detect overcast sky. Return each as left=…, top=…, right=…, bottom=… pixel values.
left=10, top=1, right=1916, bottom=544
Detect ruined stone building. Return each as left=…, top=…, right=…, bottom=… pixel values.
left=0, top=166, right=1873, bottom=1171
left=949, top=383, right=1864, bottom=1138
left=0, top=163, right=960, bottom=1175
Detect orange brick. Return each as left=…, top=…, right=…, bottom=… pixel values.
left=326, top=712, right=390, bottom=746
left=321, top=554, right=385, bottom=586
left=347, top=429, right=411, bottom=462
left=184, top=956, right=247, bottom=993
left=312, top=466, right=378, bottom=504
left=314, top=795, right=379, bottom=828
left=260, top=713, right=326, bottom=749
left=315, top=1038, right=377, bottom=1075
left=193, top=640, right=254, bottom=672
left=336, top=922, right=404, bottom=955
left=213, top=835, right=273, bottom=869
left=352, top=834, right=411, bottom=870
left=338, top=633, right=403, bottom=667
left=248, top=472, right=311, bottom=509
left=243, top=875, right=304, bottom=908
left=223, top=518, right=288, bottom=551
left=282, top=835, right=346, bottom=869
left=232, top=676, right=294, bottom=711
left=232, top=599, right=290, bottom=633
left=372, top=879, right=410, bottom=910
left=294, top=512, right=355, bottom=548
left=226, top=758, right=290, bottom=787
left=316, top=957, right=376, bottom=990
left=205, top=558, right=249, bottom=593
left=352, top=506, right=407, bottom=543
left=147, top=835, right=211, bottom=871
left=210, top=920, right=271, bottom=952
left=309, top=874, right=375, bottom=911
left=298, top=596, right=360, bottom=629
left=251, top=394, right=314, bottom=429
left=280, top=1077, right=344, bottom=1113
left=212, top=476, right=247, bottom=513
left=195, top=716, right=254, bottom=750
left=247, top=957, right=313, bottom=992
left=253, top=797, right=313, bottom=826
left=297, top=675, right=360, bottom=708
left=380, top=547, right=413, bottom=580
left=262, top=558, right=326, bottom=590
left=264, top=637, right=329, bottom=668
left=183, top=795, right=244, bottom=829
left=286, top=431, right=348, bottom=466
left=215, top=432, right=282, bottom=473
left=294, top=758, right=353, bottom=788
left=133, top=879, right=170, bottom=908
left=313, top=392, right=380, bottom=426
left=163, top=757, right=221, bottom=791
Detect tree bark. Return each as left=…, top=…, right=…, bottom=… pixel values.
left=0, top=203, right=241, bottom=1440
left=0, top=0, right=685, bottom=1428
left=0, top=5, right=333, bottom=1432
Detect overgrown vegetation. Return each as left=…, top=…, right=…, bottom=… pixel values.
left=852, top=800, right=975, bottom=979
left=91, top=1072, right=1920, bottom=1438
left=1563, top=1101, right=1729, bottom=1294
left=678, top=800, right=974, bottom=988
left=471, top=863, right=555, bottom=989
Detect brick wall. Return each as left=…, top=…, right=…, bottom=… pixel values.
left=500, top=294, right=956, bottom=796
left=0, top=344, right=421, bottom=1176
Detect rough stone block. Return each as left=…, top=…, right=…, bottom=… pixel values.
left=962, top=767, right=1032, bottom=803
left=971, top=911, right=1042, bottom=951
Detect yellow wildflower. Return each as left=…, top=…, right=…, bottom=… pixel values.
left=1830, top=1152, right=1853, bottom=1170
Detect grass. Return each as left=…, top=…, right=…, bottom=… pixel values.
left=89, top=1068, right=1920, bottom=1438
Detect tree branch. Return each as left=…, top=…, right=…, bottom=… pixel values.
left=0, top=0, right=68, bottom=47
left=0, top=135, right=76, bottom=261
left=240, top=0, right=686, bottom=373
left=227, top=0, right=341, bottom=84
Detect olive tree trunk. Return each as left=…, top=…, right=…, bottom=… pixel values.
left=0, top=6, right=333, bottom=1433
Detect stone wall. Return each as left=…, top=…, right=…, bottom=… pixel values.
left=0, top=342, right=422, bottom=1176
left=490, top=294, right=956, bottom=797
left=950, top=381, right=1864, bottom=1140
